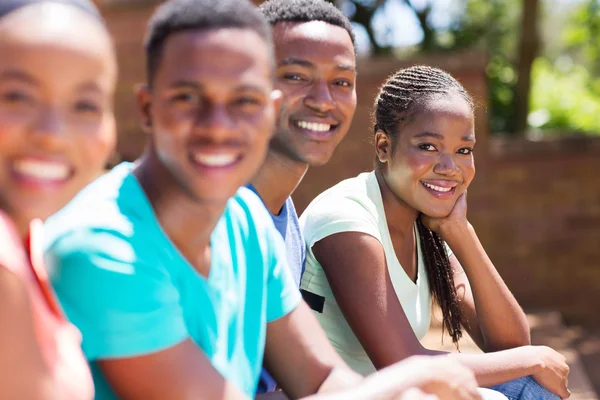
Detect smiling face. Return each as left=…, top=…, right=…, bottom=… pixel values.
left=270, top=20, right=357, bottom=167
left=376, top=93, right=476, bottom=218
left=0, top=4, right=117, bottom=232
left=138, top=27, right=278, bottom=204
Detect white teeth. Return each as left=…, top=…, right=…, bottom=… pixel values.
left=192, top=153, right=237, bottom=167
left=422, top=182, right=452, bottom=193
left=13, top=159, right=70, bottom=181
left=296, top=120, right=331, bottom=132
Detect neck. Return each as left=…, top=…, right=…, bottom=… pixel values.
left=133, top=151, right=226, bottom=266
left=251, top=150, right=308, bottom=215
left=375, top=169, right=419, bottom=237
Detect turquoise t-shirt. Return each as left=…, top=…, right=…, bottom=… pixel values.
left=44, top=163, right=301, bottom=399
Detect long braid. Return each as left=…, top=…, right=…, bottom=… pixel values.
left=373, top=66, right=473, bottom=345
left=416, top=218, right=463, bottom=345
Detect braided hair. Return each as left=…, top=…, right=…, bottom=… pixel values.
left=373, top=65, right=474, bottom=346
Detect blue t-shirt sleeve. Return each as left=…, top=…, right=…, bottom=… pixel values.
left=265, top=224, right=302, bottom=322
left=46, top=228, right=188, bottom=361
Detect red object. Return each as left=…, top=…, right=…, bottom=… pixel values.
left=0, top=211, right=94, bottom=399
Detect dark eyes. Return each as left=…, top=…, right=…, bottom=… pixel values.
left=74, top=100, right=101, bottom=114
left=1, top=91, right=101, bottom=115
left=334, top=79, right=353, bottom=88
left=283, top=73, right=305, bottom=82
left=419, top=143, right=474, bottom=155
left=233, top=97, right=261, bottom=106
left=1, top=90, right=32, bottom=105
left=282, top=74, right=353, bottom=88
left=171, top=92, right=198, bottom=103
left=419, top=144, right=436, bottom=152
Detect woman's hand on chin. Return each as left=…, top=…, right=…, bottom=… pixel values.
left=421, top=192, right=469, bottom=235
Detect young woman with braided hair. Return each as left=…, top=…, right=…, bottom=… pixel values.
left=299, top=65, right=570, bottom=399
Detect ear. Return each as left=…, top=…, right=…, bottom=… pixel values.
left=271, top=89, right=283, bottom=115
left=135, top=83, right=153, bottom=135
left=375, top=129, right=391, bottom=163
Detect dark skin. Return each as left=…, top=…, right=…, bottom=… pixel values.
left=313, top=95, right=570, bottom=398
left=96, top=27, right=481, bottom=400
left=0, top=4, right=116, bottom=400
left=250, top=21, right=357, bottom=214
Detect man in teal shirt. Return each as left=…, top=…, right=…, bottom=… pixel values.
left=45, top=0, right=482, bottom=399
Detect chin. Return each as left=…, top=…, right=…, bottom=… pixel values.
left=420, top=207, right=453, bottom=219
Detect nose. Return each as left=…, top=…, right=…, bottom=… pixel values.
left=30, top=106, right=66, bottom=150
left=433, top=152, right=459, bottom=176
left=195, top=103, right=236, bottom=140
left=304, top=79, right=336, bottom=113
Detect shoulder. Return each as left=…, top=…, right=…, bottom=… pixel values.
left=226, top=187, right=280, bottom=238
left=302, top=172, right=378, bottom=219
left=45, top=163, right=152, bottom=255
left=300, top=172, right=382, bottom=244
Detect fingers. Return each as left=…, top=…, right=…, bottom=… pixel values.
left=399, top=388, right=439, bottom=400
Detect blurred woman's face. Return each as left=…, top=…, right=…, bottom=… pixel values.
left=376, top=94, right=476, bottom=218
left=0, top=4, right=117, bottom=233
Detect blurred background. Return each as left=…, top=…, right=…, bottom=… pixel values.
left=94, top=0, right=600, bottom=395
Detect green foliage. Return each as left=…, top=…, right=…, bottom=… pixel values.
left=338, top=0, right=600, bottom=135
left=561, top=0, right=600, bottom=76
left=529, top=58, right=600, bottom=135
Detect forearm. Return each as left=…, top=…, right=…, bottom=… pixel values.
left=301, top=365, right=422, bottom=400
left=448, top=346, right=542, bottom=387
left=442, top=223, right=530, bottom=349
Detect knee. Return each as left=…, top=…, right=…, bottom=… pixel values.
left=519, top=376, right=561, bottom=400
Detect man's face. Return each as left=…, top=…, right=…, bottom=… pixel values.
left=139, top=28, right=279, bottom=204
left=271, top=21, right=356, bottom=167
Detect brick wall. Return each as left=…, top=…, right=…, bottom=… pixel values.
left=98, top=3, right=600, bottom=328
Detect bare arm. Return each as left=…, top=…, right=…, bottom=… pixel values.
left=98, top=339, right=250, bottom=400
left=443, top=223, right=530, bottom=351
left=264, top=301, right=361, bottom=398
left=265, top=302, right=480, bottom=400
left=0, top=267, right=58, bottom=400
left=312, top=231, right=569, bottom=396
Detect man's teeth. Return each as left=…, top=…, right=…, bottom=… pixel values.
left=422, top=182, right=452, bottom=193
left=192, top=153, right=237, bottom=167
left=13, top=160, right=70, bottom=181
left=296, top=121, right=331, bottom=132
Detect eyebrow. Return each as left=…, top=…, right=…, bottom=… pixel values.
left=76, top=82, right=103, bottom=94
left=169, top=80, right=203, bottom=90
left=0, top=69, right=102, bottom=94
left=413, top=131, right=476, bottom=142
left=0, top=69, right=38, bottom=85
left=278, top=57, right=356, bottom=72
left=169, top=81, right=265, bottom=94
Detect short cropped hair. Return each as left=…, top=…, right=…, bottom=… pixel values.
left=259, top=0, right=355, bottom=48
left=144, top=0, right=273, bottom=85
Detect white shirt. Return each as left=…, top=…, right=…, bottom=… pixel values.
left=300, top=171, right=437, bottom=375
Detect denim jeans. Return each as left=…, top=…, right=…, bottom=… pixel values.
left=489, top=376, right=560, bottom=400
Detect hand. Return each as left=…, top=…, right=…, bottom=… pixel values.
left=399, top=388, right=439, bottom=400
left=414, top=356, right=482, bottom=400
left=420, top=192, right=468, bottom=235
left=375, top=356, right=481, bottom=400
left=530, top=346, right=570, bottom=398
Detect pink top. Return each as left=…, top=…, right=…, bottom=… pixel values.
left=0, top=211, right=94, bottom=399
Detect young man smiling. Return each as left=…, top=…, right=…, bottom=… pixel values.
left=249, top=0, right=357, bottom=288
left=251, top=1, right=358, bottom=395
left=44, top=0, right=481, bottom=399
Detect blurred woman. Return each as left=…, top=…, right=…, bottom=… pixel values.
left=0, top=1, right=117, bottom=398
